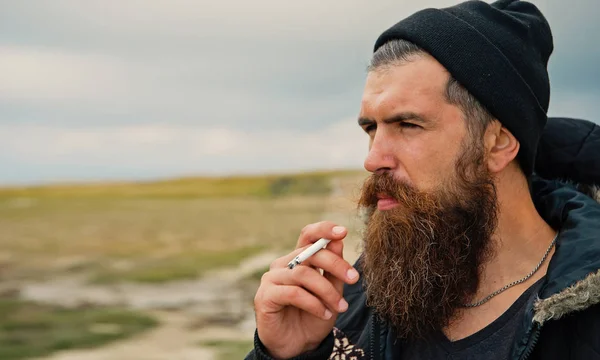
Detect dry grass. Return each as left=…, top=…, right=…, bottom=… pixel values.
left=0, top=170, right=366, bottom=283
left=0, top=195, right=329, bottom=282
left=0, top=170, right=359, bottom=200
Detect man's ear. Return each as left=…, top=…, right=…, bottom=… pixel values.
left=484, top=122, right=520, bottom=173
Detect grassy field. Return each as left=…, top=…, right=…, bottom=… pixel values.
left=0, top=169, right=364, bottom=283
left=0, top=298, right=157, bottom=360
left=199, top=339, right=254, bottom=360
left=0, top=170, right=361, bottom=200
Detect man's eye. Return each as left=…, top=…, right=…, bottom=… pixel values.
left=400, top=122, right=420, bottom=129
left=365, top=125, right=376, bottom=133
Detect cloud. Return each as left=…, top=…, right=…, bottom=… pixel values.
left=1, top=0, right=599, bottom=184
left=0, top=46, right=136, bottom=102
left=0, top=0, right=459, bottom=131
left=548, top=90, right=600, bottom=123
left=0, top=118, right=367, bottom=184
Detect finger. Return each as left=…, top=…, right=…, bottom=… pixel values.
left=320, top=239, right=357, bottom=297
left=297, top=221, right=348, bottom=248
left=263, top=285, right=334, bottom=321
left=302, top=246, right=359, bottom=286
left=266, top=267, right=348, bottom=313
left=269, top=245, right=314, bottom=270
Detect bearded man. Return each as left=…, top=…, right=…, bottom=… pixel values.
left=246, top=0, right=600, bottom=359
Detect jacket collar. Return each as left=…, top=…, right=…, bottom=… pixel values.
left=530, top=177, right=600, bottom=324
left=507, top=177, right=600, bottom=360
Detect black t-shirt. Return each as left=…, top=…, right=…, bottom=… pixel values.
left=394, top=278, right=544, bottom=360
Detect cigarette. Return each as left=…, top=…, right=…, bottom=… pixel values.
left=287, top=238, right=331, bottom=269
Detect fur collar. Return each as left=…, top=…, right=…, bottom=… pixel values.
left=533, top=269, right=600, bottom=325
left=532, top=183, right=600, bottom=325
left=576, top=183, right=600, bottom=203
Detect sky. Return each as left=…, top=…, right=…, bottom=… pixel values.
left=1, top=0, right=598, bottom=185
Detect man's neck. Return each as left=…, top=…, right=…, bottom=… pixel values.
left=477, top=170, right=556, bottom=300
left=443, top=170, right=557, bottom=341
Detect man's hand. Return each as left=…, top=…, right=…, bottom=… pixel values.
left=253, top=221, right=360, bottom=359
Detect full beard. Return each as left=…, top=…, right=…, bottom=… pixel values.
left=357, top=147, right=498, bottom=340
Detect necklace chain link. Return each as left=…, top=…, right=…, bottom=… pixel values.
left=462, top=233, right=558, bottom=308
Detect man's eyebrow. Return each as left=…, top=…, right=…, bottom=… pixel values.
left=383, top=112, right=428, bottom=124
left=358, top=112, right=428, bottom=126
left=358, top=117, right=375, bottom=126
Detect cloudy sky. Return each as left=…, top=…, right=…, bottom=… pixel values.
left=1, top=0, right=598, bottom=185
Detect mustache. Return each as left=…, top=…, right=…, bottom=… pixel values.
left=360, top=173, right=406, bottom=205
left=358, top=172, right=439, bottom=212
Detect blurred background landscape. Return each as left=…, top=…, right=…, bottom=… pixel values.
left=0, top=169, right=367, bottom=359
left=1, top=0, right=598, bottom=359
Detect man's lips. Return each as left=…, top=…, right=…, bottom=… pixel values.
left=377, top=195, right=399, bottom=210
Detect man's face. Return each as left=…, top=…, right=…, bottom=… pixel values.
left=359, top=54, right=470, bottom=200
left=357, top=55, right=499, bottom=339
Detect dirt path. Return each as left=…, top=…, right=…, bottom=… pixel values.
left=21, top=251, right=279, bottom=311
left=27, top=174, right=366, bottom=360
left=33, top=311, right=216, bottom=360
left=25, top=252, right=281, bottom=360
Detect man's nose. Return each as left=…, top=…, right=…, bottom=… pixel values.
left=364, top=132, right=397, bottom=174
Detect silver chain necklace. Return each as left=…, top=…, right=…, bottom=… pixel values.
left=462, top=233, right=558, bottom=308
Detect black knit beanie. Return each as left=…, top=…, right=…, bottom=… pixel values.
left=373, top=0, right=554, bottom=176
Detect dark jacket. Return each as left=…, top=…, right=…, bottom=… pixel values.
left=246, top=117, right=600, bottom=360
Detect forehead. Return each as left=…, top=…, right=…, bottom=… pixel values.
left=360, top=55, right=451, bottom=118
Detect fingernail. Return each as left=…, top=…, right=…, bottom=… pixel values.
left=338, top=298, right=348, bottom=312
left=332, top=226, right=345, bottom=235
left=347, top=268, right=359, bottom=281
left=323, top=309, right=333, bottom=320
